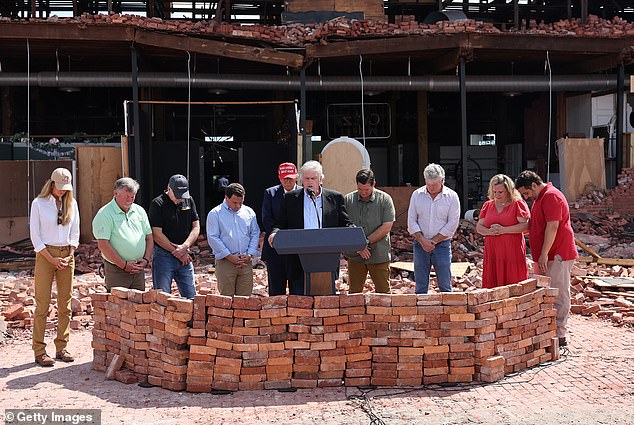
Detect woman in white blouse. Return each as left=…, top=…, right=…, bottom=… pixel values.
left=29, top=167, right=80, bottom=367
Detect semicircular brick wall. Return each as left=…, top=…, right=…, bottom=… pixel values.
left=91, top=276, right=559, bottom=392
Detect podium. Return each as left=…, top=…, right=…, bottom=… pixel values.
left=272, top=227, right=367, bottom=295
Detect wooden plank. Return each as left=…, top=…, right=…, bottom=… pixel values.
left=321, top=140, right=367, bottom=197
left=0, top=217, right=29, bottom=246
left=0, top=258, right=35, bottom=272
left=75, top=145, right=124, bottom=243
left=467, top=33, right=633, bottom=55
left=134, top=29, right=305, bottom=69
left=306, top=272, right=334, bottom=295
left=0, top=160, right=73, bottom=218
left=390, top=261, right=471, bottom=278
left=594, top=281, right=634, bottom=290
left=422, top=47, right=473, bottom=73
left=306, top=34, right=466, bottom=59
left=557, top=138, right=606, bottom=202
left=600, top=290, right=634, bottom=299
left=0, top=22, right=135, bottom=41
left=559, top=52, right=626, bottom=74
left=575, top=238, right=601, bottom=259
left=577, top=256, right=634, bottom=267
left=591, top=277, right=634, bottom=290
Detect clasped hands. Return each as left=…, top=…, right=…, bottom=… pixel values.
left=488, top=224, right=505, bottom=236
left=50, top=255, right=73, bottom=271
left=171, top=243, right=192, bottom=265
left=226, top=253, right=252, bottom=268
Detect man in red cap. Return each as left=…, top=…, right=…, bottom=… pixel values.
left=261, top=162, right=299, bottom=295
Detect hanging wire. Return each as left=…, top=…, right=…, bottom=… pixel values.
left=27, top=39, right=31, bottom=224
left=359, top=55, right=366, bottom=146
left=545, top=50, right=553, bottom=182
left=186, top=51, right=192, bottom=181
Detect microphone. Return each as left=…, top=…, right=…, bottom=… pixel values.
left=306, top=187, right=321, bottom=228
left=306, top=187, right=316, bottom=200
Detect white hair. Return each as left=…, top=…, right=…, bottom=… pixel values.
left=114, top=177, right=140, bottom=193
left=423, top=163, right=445, bottom=181
left=300, top=160, right=324, bottom=180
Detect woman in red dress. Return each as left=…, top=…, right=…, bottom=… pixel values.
left=476, top=174, right=530, bottom=288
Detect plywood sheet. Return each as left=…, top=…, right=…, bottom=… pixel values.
left=0, top=217, right=29, bottom=246
left=75, top=145, right=124, bottom=243
left=390, top=261, right=471, bottom=278
left=377, top=186, right=416, bottom=230
left=321, top=137, right=370, bottom=196
left=556, top=138, right=606, bottom=202
left=0, top=160, right=73, bottom=218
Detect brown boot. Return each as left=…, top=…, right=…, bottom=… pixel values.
left=35, top=353, right=55, bottom=367
left=55, top=349, right=75, bottom=362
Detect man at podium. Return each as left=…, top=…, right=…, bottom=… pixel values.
left=269, top=160, right=352, bottom=295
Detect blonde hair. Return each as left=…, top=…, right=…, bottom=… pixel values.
left=487, top=174, right=521, bottom=201
left=37, top=179, right=74, bottom=226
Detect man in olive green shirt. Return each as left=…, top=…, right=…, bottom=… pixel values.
left=92, top=177, right=153, bottom=291
left=344, top=169, right=395, bottom=293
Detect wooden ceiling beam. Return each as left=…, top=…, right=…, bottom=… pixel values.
left=133, top=30, right=305, bottom=69
left=0, top=22, right=135, bottom=41
left=557, top=51, right=628, bottom=74
left=305, top=35, right=467, bottom=59
left=422, top=46, right=473, bottom=73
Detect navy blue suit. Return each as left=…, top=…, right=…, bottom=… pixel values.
left=272, top=187, right=352, bottom=295
left=262, top=184, right=290, bottom=295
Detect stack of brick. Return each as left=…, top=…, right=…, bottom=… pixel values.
left=91, top=288, right=192, bottom=390
left=92, top=279, right=559, bottom=391
left=468, top=277, right=558, bottom=380
left=185, top=294, right=214, bottom=392
left=340, top=294, right=371, bottom=387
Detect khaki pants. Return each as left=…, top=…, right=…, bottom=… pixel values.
left=347, top=260, right=391, bottom=294
left=33, top=245, right=74, bottom=357
left=104, top=261, right=145, bottom=292
left=215, top=258, right=253, bottom=296
left=547, top=255, right=574, bottom=338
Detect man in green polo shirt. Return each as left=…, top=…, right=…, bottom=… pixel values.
left=344, top=169, right=395, bottom=293
left=92, top=177, right=153, bottom=291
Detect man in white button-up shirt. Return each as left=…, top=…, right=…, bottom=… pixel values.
left=407, top=163, right=460, bottom=294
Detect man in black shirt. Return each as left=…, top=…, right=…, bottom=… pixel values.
left=148, top=174, right=200, bottom=299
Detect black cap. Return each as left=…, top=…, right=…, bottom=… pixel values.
left=169, top=174, right=190, bottom=199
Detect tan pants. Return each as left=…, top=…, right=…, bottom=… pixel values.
left=547, top=255, right=574, bottom=338
left=347, top=260, right=391, bottom=294
left=215, top=258, right=253, bottom=296
left=33, top=245, right=74, bottom=357
left=104, top=261, right=145, bottom=292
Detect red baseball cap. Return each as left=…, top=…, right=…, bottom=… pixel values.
left=278, top=162, right=298, bottom=180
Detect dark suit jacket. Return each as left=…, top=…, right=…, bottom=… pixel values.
left=272, top=187, right=352, bottom=290
left=261, top=184, right=285, bottom=262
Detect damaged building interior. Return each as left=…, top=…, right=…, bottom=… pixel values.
left=0, top=1, right=633, bottom=241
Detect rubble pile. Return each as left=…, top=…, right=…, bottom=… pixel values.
left=1, top=13, right=633, bottom=48
left=569, top=263, right=634, bottom=326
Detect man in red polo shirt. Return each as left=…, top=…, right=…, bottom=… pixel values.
left=515, top=170, right=577, bottom=347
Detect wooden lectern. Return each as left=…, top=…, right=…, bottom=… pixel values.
left=271, top=227, right=367, bottom=295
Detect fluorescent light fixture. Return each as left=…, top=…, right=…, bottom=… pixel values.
left=205, top=136, right=234, bottom=142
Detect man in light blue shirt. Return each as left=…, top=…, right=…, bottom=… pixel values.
left=206, top=183, right=260, bottom=296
